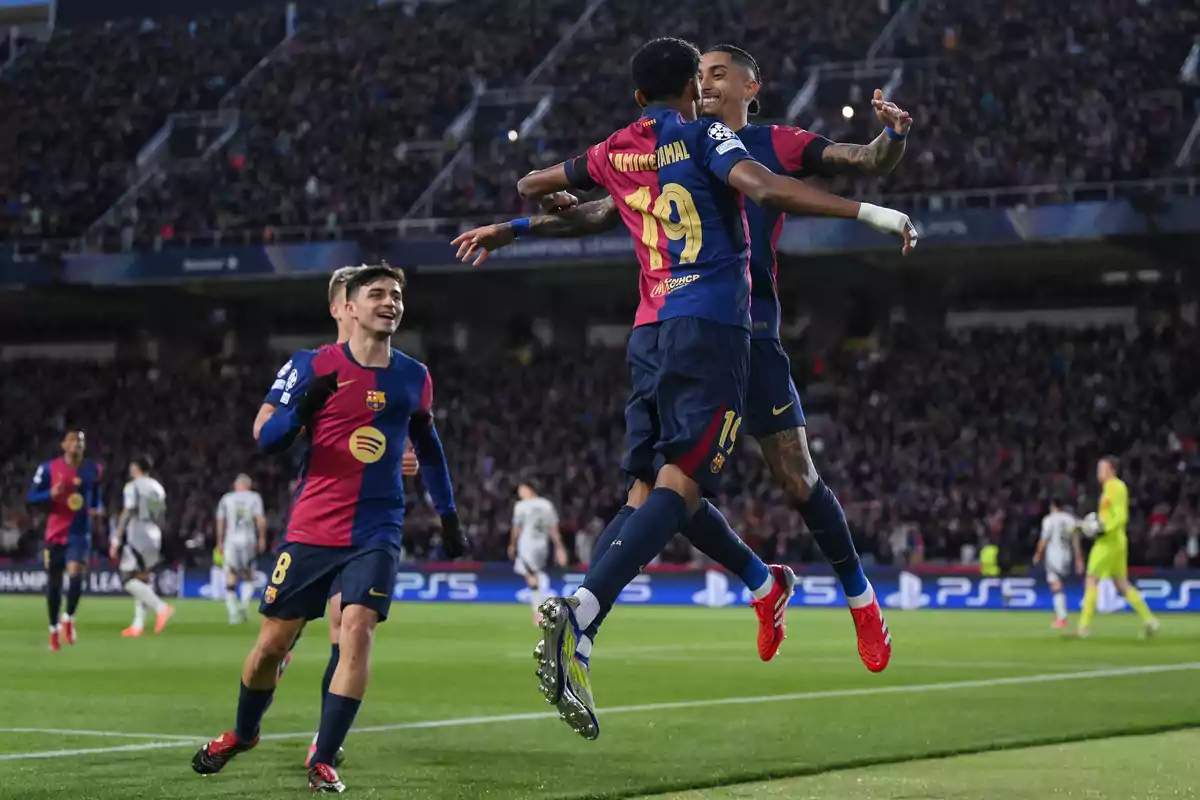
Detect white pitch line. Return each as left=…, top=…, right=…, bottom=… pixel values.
left=0, top=728, right=202, bottom=741
left=1, top=662, right=1197, bottom=763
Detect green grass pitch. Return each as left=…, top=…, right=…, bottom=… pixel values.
left=1, top=596, right=1197, bottom=799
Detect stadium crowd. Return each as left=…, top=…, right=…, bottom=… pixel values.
left=2, top=0, right=1195, bottom=246
left=3, top=323, right=1197, bottom=572
left=0, top=11, right=285, bottom=242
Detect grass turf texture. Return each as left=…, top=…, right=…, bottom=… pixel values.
left=0, top=597, right=1196, bottom=799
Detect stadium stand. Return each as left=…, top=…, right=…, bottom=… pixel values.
left=0, top=11, right=285, bottom=242
left=5, top=0, right=1194, bottom=246
left=4, top=324, right=1197, bottom=569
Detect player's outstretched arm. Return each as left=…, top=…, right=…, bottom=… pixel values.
left=451, top=197, right=621, bottom=266
left=820, top=89, right=912, bottom=176
left=727, top=160, right=917, bottom=254
left=516, top=163, right=573, bottom=201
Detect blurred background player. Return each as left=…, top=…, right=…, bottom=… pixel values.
left=511, top=481, right=568, bottom=626
left=514, top=36, right=915, bottom=739
left=111, top=457, right=174, bottom=637
left=26, top=429, right=104, bottom=651
left=453, top=44, right=908, bottom=673
left=216, top=473, right=267, bottom=625
left=1033, top=495, right=1083, bottom=629
left=1077, top=457, right=1160, bottom=639
left=193, top=265, right=464, bottom=793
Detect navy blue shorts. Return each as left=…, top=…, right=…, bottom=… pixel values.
left=622, top=317, right=750, bottom=496
left=260, top=542, right=399, bottom=622
left=743, top=338, right=806, bottom=438
left=45, top=539, right=89, bottom=571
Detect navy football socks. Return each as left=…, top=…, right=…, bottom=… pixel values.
left=580, top=505, right=635, bottom=640
left=46, top=569, right=63, bottom=628
left=320, top=644, right=340, bottom=717
left=796, top=479, right=869, bottom=599
left=66, top=573, right=83, bottom=617
left=588, top=505, right=635, bottom=568
left=578, top=488, right=690, bottom=629
left=235, top=682, right=275, bottom=742
left=313, top=693, right=362, bottom=767
left=681, top=500, right=770, bottom=591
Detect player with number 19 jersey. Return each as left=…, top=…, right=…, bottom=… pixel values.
left=563, top=106, right=756, bottom=492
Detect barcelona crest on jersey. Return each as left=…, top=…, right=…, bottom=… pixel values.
left=365, top=390, right=387, bottom=412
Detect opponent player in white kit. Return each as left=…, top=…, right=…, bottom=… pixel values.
left=215, top=474, right=267, bottom=624
left=1032, top=496, right=1084, bottom=629
left=511, top=481, right=567, bottom=626
left=111, top=457, right=175, bottom=636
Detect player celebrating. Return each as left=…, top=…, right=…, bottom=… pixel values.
left=511, top=481, right=568, bottom=625
left=1032, top=495, right=1083, bottom=629
left=215, top=474, right=267, bottom=625
left=26, top=429, right=103, bottom=651
left=192, top=264, right=464, bottom=794
left=510, top=37, right=915, bottom=739
left=111, top=457, right=174, bottom=637
left=1077, top=456, right=1160, bottom=639
left=452, top=44, right=906, bottom=673
left=253, top=265, right=420, bottom=768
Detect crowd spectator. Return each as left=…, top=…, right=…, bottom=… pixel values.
left=2, top=322, right=1197, bottom=572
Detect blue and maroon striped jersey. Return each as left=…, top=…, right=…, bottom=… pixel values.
left=266, top=343, right=454, bottom=550
left=735, top=124, right=830, bottom=340
left=565, top=105, right=755, bottom=330
left=27, top=457, right=104, bottom=544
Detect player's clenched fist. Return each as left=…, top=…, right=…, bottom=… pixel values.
left=439, top=512, right=467, bottom=559
left=296, top=371, right=339, bottom=426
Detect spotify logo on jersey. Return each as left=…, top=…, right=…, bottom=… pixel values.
left=349, top=426, right=387, bottom=464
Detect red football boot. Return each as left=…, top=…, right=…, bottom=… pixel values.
left=750, top=565, right=796, bottom=661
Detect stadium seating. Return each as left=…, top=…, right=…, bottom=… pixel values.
left=6, top=0, right=1193, bottom=245
left=0, top=11, right=285, bottom=242
left=5, top=325, right=1197, bottom=570
left=104, top=0, right=587, bottom=245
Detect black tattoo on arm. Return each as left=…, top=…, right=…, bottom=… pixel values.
left=758, top=426, right=819, bottom=503
left=527, top=197, right=621, bottom=238
left=821, top=130, right=905, bottom=176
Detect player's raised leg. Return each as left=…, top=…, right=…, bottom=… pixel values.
left=679, top=500, right=794, bottom=660
left=757, top=424, right=889, bottom=672
left=193, top=542, right=328, bottom=776
left=192, top=614, right=306, bottom=774
left=538, top=317, right=751, bottom=739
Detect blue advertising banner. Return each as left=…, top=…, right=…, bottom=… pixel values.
left=61, top=242, right=364, bottom=285
left=176, top=564, right=1200, bottom=614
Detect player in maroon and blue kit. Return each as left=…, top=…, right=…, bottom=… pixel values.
left=501, top=37, right=914, bottom=739
left=26, top=429, right=104, bottom=652
left=453, top=45, right=912, bottom=685
left=192, top=264, right=464, bottom=793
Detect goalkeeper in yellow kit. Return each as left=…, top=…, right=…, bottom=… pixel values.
left=1077, top=456, right=1160, bottom=638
